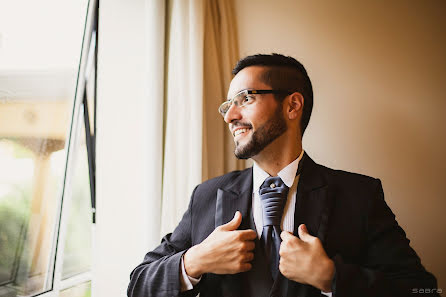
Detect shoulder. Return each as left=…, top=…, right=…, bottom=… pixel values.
left=309, top=159, right=383, bottom=202
left=320, top=163, right=380, bottom=187
left=307, top=161, right=385, bottom=219
left=303, top=153, right=380, bottom=188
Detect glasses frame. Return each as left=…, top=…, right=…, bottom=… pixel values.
left=218, top=89, right=290, bottom=117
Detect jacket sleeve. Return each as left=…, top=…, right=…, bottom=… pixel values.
left=127, top=186, right=200, bottom=297
left=331, top=179, right=439, bottom=297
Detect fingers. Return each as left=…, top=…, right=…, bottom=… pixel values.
left=297, top=224, right=314, bottom=242
left=219, top=211, right=242, bottom=231
left=238, top=262, right=252, bottom=273
left=229, top=255, right=254, bottom=274
left=280, top=230, right=294, bottom=241
left=239, top=240, right=255, bottom=251
left=237, top=229, right=257, bottom=241
left=281, top=225, right=316, bottom=244
left=242, top=252, right=254, bottom=262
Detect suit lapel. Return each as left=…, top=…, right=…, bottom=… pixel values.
left=286, top=153, right=336, bottom=297
left=215, top=168, right=253, bottom=297
left=293, top=153, right=334, bottom=243
left=215, top=168, right=253, bottom=230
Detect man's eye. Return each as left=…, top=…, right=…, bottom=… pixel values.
left=243, top=95, right=255, bottom=103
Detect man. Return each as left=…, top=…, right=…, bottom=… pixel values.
left=128, top=54, right=438, bottom=297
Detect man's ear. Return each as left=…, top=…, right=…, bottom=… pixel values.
left=286, top=92, right=304, bottom=120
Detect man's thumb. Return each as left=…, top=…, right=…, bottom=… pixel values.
left=298, top=224, right=312, bottom=242
left=220, top=211, right=242, bottom=231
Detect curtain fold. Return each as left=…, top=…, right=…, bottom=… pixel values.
left=161, top=0, right=244, bottom=235
left=202, top=0, right=245, bottom=181
left=161, top=0, right=205, bottom=235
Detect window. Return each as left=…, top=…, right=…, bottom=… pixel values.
left=0, top=0, right=98, bottom=296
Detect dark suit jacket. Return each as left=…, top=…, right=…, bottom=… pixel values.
left=128, top=153, right=438, bottom=297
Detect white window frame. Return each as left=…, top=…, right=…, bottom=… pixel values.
left=37, top=0, right=98, bottom=295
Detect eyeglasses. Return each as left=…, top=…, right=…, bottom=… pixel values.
left=218, top=89, right=290, bottom=117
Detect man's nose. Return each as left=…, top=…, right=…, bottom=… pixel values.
left=224, top=103, right=242, bottom=124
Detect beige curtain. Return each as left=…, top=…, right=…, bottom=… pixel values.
left=202, top=0, right=245, bottom=181
left=161, top=0, right=245, bottom=235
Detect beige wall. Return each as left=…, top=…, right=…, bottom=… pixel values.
left=235, top=0, right=446, bottom=290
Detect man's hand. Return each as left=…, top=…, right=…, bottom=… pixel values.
left=183, top=211, right=256, bottom=278
left=279, top=224, right=335, bottom=292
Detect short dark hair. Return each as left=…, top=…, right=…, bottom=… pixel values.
left=232, top=53, right=313, bottom=136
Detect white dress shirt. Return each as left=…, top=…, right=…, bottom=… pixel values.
left=181, top=150, right=332, bottom=296
left=252, top=150, right=303, bottom=238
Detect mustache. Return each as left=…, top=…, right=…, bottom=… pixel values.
left=231, top=121, right=252, bottom=129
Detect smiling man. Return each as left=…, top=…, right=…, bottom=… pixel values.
left=128, top=54, right=438, bottom=297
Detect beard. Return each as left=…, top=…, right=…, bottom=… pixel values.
left=234, top=104, right=287, bottom=159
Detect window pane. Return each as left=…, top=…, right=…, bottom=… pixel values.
left=60, top=281, right=91, bottom=297
left=62, top=107, right=92, bottom=280
left=0, top=0, right=88, bottom=295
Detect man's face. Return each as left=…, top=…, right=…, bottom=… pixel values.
left=225, top=66, right=288, bottom=159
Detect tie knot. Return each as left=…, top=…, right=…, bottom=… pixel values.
left=260, top=176, right=286, bottom=191
left=259, top=176, right=289, bottom=227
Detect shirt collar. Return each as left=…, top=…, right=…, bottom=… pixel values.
left=253, top=150, right=304, bottom=192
